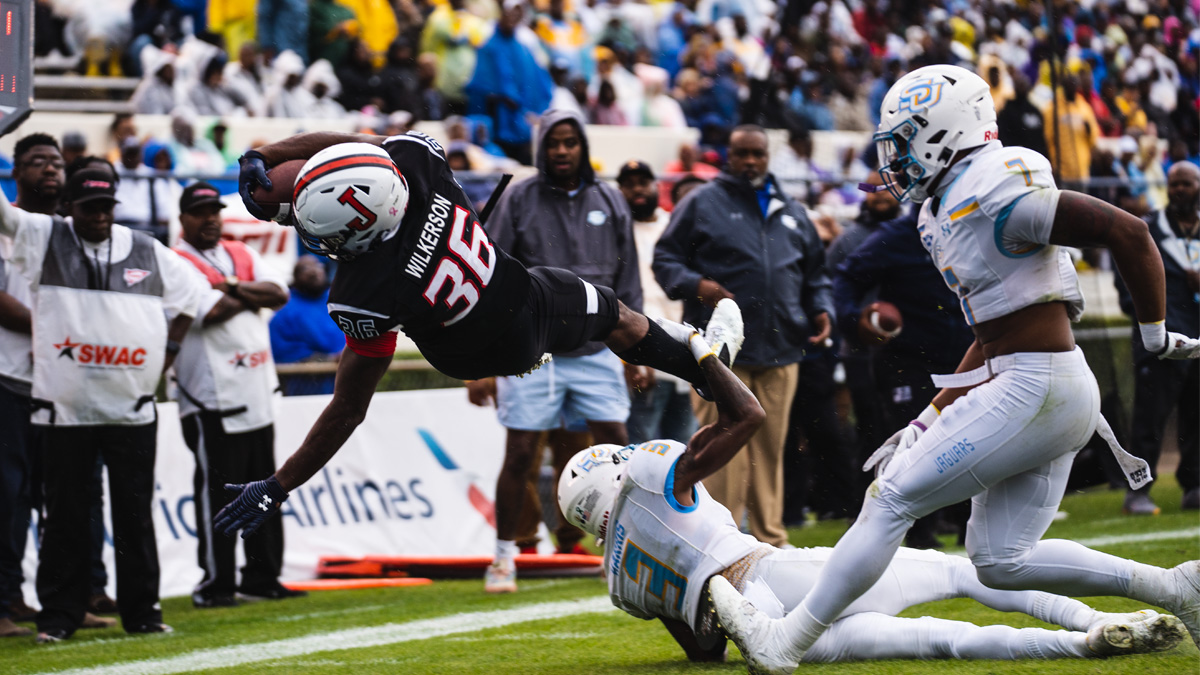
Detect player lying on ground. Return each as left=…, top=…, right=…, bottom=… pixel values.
left=557, top=332, right=1188, bottom=663
left=215, top=132, right=742, bottom=537
left=708, top=64, right=1200, bottom=675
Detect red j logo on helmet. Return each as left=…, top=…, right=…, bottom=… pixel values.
left=337, top=187, right=378, bottom=231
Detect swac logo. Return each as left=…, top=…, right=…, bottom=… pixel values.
left=54, top=336, right=147, bottom=367
left=229, top=349, right=271, bottom=369
left=896, top=78, right=945, bottom=114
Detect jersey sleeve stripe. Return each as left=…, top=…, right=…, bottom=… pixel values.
left=949, top=199, right=980, bottom=220
left=993, top=192, right=1044, bottom=259
left=663, top=457, right=698, bottom=514
left=326, top=302, right=391, bottom=318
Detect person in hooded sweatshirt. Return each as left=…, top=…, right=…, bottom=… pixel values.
left=466, top=109, right=642, bottom=592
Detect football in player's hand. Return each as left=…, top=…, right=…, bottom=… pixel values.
left=250, top=159, right=306, bottom=222
left=859, top=301, right=903, bottom=344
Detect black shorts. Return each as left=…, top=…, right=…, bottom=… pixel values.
left=419, top=266, right=620, bottom=380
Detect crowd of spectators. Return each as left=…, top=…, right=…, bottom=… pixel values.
left=24, top=0, right=1193, bottom=186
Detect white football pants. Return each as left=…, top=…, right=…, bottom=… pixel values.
left=780, top=348, right=1177, bottom=654
left=743, top=546, right=1102, bottom=660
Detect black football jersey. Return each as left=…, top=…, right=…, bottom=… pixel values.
left=326, top=131, right=530, bottom=352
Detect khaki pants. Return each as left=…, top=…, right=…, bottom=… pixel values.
left=693, top=363, right=799, bottom=547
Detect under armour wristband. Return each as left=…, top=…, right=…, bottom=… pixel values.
left=1138, top=321, right=1166, bottom=353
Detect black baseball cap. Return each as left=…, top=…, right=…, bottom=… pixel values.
left=65, top=169, right=118, bottom=204
left=180, top=181, right=225, bottom=212
left=616, top=160, right=655, bottom=184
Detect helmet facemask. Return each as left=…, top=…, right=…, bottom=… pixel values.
left=873, top=119, right=928, bottom=202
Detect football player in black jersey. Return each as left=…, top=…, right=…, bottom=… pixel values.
left=215, top=131, right=745, bottom=537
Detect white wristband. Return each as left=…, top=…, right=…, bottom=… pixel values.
left=1139, top=321, right=1166, bottom=353
left=689, top=333, right=716, bottom=363
left=911, top=404, right=940, bottom=432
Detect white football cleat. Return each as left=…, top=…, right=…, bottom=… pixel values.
left=484, top=559, right=517, bottom=594
left=709, top=576, right=798, bottom=675
left=1086, top=608, right=1160, bottom=632
left=1085, top=612, right=1187, bottom=656
left=703, top=299, right=745, bottom=368
left=1162, top=560, right=1200, bottom=647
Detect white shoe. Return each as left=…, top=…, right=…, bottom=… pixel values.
left=484, top=559, right=517, bottom=594
left=1087, top=608, right=1160, bottom=632
left=709, top=576, right=798, bottom=675
left=1163, top=560, right=1200, bottom=647
left=1086, top=612, right=1188, bottom=656
left=703, top=299, right=744, bottom=368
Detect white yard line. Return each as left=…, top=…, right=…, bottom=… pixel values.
left=36, top=597, right=615, bottom=675
left=941, top=527, right=1199, bottom=556
left=34, top=528, right=1200, bottom=674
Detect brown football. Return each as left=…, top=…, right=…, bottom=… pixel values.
left=250, top=159, right=306, bottom=222
left=858, top=300, right=903, bottom=343
left=869, top=301, right=903, bottom=335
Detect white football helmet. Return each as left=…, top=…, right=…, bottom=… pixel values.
left=558, top=444, right=632, bottom=539
left=875, top=64, right=998, bottom=203
left=292, top=143, right=409, bottom=260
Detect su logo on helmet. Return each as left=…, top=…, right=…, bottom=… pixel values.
left=897, top=78, right=945, bottom=114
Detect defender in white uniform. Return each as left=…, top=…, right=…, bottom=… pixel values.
left=559, top=328, right=1188, bottom=663
left=712, top=64, right=1200, bottom=675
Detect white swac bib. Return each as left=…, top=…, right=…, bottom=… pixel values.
left=605, top=440, right=760, bottom=631
left=917, top=143, right=1084, bottom=326
left=32, top=221, right=166, bottom=426
left=173, top=242, right=277, bottom=433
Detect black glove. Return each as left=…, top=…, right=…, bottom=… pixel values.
left=238, top=150, right=272, bottom=221
left=214, top=476, right=288, bottom=539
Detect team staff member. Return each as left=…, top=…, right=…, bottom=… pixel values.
left=1115, top=162, right=1200, bottom=515
left=0, top=134, right=62, bottom=637
left=619, top=160, right=696, bottom=445
left=558, top=339, right=1187, bottom=663
left=469, top=110, right=641, bottom=593
left=171, top=183, right=302, bottom=608
left=216, top=131, right=742, bottom=544
left=653, top=124, right=834, bottom=548
left=0, top=169, right=203, bottom=642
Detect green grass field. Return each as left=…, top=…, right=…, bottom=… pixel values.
left=4, top=482, right=1198, bottom=675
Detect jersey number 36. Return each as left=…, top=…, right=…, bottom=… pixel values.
left=422, top=205, right=496, bottom=326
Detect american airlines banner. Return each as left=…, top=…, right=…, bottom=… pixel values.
left=21, top=389, right=512, bottom=600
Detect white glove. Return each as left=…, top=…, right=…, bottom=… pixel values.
left=863, top=404, right=939, bottom=475
left=1140, top=321, right=1200, bottom=360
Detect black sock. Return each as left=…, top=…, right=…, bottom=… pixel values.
left=614, top=319, right=705, bottom=387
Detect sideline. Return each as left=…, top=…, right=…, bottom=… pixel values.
left=36, top=597, right=614, bottom=675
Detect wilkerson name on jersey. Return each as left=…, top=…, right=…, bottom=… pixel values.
left=325, top=132, right=530, bottom=353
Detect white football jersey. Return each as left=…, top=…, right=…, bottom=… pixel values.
left=604, top=440, right=760, bottom=630
left=917, top=142, right=1084, bottom=326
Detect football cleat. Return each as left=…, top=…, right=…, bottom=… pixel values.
left=1086, top=608, right=1160, bottom=632
left=1085, top=612, right=1187, bottom=656
left=702, top=299, right=744, bottom=367
left=692, top=299, right=745, bottom=401
left=709, top=576, right=798, bottom=675
left=1163, top=560, right=1200, bottom=647
left=484, top=559, right=517, bottom=594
